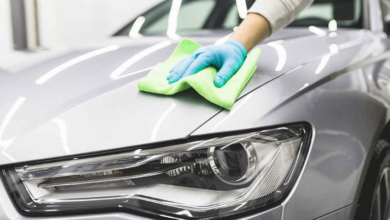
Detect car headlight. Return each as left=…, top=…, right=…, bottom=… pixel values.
left=1, top=124, right=310, bottom=219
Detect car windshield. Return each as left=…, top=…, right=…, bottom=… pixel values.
left=115, top=0, right=362, bottom=37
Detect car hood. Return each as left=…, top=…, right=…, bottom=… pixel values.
left=0, top=28, right=376, bottom=164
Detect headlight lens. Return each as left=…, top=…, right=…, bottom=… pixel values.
left=2, top=124, right=310, bottom=219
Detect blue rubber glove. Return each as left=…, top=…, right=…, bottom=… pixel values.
left=167, top=39, right=247, bottom=88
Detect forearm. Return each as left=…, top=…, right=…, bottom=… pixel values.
left=231, top=13, right=271, bottom=52
left=231, top=0, right=313, bottom=52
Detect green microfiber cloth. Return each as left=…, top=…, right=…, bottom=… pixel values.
left=138, top=39, right=261, bottom=110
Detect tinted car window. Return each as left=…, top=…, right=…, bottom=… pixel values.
left=292, top=0, right=361, bottom=27
left=223, top=3, right=240, bottom=28
left=142, top=0, right=217, bottom=35
left=116, top=0, right=361, bottom=36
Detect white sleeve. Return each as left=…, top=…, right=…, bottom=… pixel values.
left=247, top=0, right=314, bottom=34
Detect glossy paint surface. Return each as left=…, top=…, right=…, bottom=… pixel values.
left=192, top=33, right=390, bottom=220
left=315, top=203, right=356, bottom=220
left=0, top=28, right=378, bottom=164
left=1, top=1, right=390, bottom=220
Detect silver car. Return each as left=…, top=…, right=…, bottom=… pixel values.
left=1, top=0, right=390, bottom=219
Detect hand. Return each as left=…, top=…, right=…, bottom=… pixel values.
left=167, top=39, right=247, bottom=88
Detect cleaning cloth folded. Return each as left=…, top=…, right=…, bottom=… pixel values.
left=138, top=39, right=261, bottom=110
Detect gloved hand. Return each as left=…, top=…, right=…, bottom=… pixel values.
left=167, top=39, right=247, bottom=88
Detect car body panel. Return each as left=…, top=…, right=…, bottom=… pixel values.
left=315, top=203, right=356, bottom=220
left=192, top=33, right=390, bottom=219
left=1, top=0, right=390, bottom=218
left=0, top=28, right=381, bottom=165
